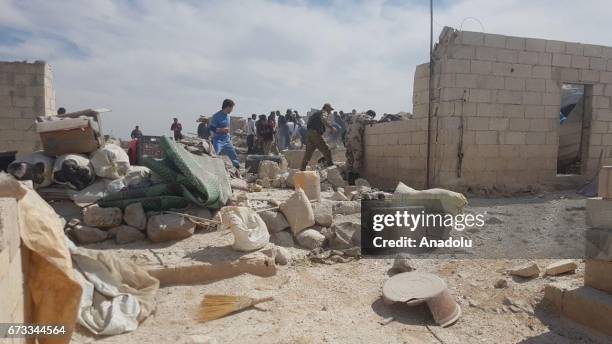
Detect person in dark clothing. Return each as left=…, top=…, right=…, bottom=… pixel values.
left=197, top=116, right=210, bottom=140
left=255, top=114, right=268, bottom=154
left=277, top=110, right=290, bottom=150
left=170, top=118, right=183, bottom=140
left=300, top=103, right=336, bottom=170
left=130, top=125, right=143, bottom=139
left=266, top=113, right=279, bottom=154
left=57, top=107, right=66, bottom=115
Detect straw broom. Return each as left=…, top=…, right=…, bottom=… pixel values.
left=198, top=295, right=274, bottom=322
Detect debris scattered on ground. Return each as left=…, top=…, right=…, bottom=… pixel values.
left=389, top=253, right=414, bottom=274
left=545, top=260, right=577, bottom=276
left=508, top=262, right=540, bottom=278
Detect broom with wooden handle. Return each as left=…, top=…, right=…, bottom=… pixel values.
left=198, top=295, right=274, bottom=322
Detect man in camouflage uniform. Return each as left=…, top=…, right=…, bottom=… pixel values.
left=300, top=103, right=336, bottom=171
left=345, top=110, right=376, bottom=183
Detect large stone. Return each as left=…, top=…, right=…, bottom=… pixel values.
left=586, top=197, right=612, bottom=229
left=124, top=202, right=146, bottom=230
left=295, top=229, right=326, bottom=249
left=329, top=220, right=361, bottom=249
left=258, top=210, right=290, bottom=233
left=258, top=160, right=281, bottom=180
left=545, top=260, right=577, bottom=276
left=586, top=228, right=612, bottom=260
left=83, top=205, right=122, bottom=229
left=544, top=282, right=612, bottom=337
left=324, top=166, right=347, bottom=188
left=70, top=225, right=108, bottom=244
left=312, top=201, right=333, bottom=227
left=115, top=225, right=146, bottom=244
left=185, top=207, right=214, bottom=230
left=390, top=253, right=413, bottom=273
left=354, top=178, right=370, bottom=187
left=585, top=259, right=612, bottom=294
left=508, top=262, right=540, bottom=278
left=147, top=214, right=195, bottom=242
left=598, top=166, right=612, bottom=199
left=332, top=201, right=361, bottom=215
left=270, top=230, right=295, bottom=247
left=275, top=246, right=290, bottom=265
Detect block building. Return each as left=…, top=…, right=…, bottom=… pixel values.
left=0, top=61, right=56, bottom=155
left=364, top=27, right=612, bottom=192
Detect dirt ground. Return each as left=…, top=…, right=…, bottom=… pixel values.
left=69, top=190, right=606, bottom=344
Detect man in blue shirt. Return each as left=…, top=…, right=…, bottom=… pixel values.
left=209, top=99, right=241, bottom=173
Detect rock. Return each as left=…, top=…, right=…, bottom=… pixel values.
left=147, top=214, right=195, bottom=242
left=320, top=181, right=333, bottom=192
left=329, top=221, right=361, bottom=249
left=324, top=166, right=347, bottom=188
left=312, top=201, right=333, bottom=227
left=115, top=225, right=146, bottom=244
left=390, top=253, right=413, bottom=273
left=508, top=262, right=540, bottom=278
left=83, top=205, right=122, bottom=229
left=270, top=230, right=295, bottom=247
left=70, top=225, right=108, bottom=244
left=275, top=246, right=290, bottom=265
left=124, top=202, right=147, bottom=230
left=271, top=176, right=285, bottom=188
left=494, top=278, right=508, bottom=289
left=258, top=160, right=281, bottom=180
left=66, top=218, right=80, bottom=228
left=259, top=210, right=290, bottom=233
left=332, top=201, right=361, bottom=215
left=354, top=178, right=370, bottom=187
left=296, top=229, right=326, bottom=249
left=545, top=260, right=577, bottom=276
left=330, top=189, right=349, bottom=201
left=259, top=178, right=271, bottom=188
left=185, top=207, right=214, bottom=229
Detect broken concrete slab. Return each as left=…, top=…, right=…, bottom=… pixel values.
left=585, top=259, right=612, bottom=294
left=83, top=205, right=122, bottom=229
left=115, top=225, right=146, bottom=244
left=545, top=260, right=577, bottom=276
left=586, top=197, right=612, bottom=229
left=147, top=213, right=195, bottom=242
left=324, top=165, right=347, bottom=188
left=390, top=253, right=414, bottom=273
left=124, top=202, right=146, bottom=230
left=312, top=201, right=333, bottom=227
left=508, top=262, right=540, bottom=278
left=258, top=210, right=290, bottom=233
left=332, top=201, right=361, bottom=215
left=329, top=220, right=361, bottom=249
left=70, top=225, right=108, bottom=244
left=544, top=282, right=612, bottom=337
left=296, top=229, right=326, bottom=249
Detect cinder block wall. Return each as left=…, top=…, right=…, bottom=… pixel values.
left=0, top=198, right=27, bottom=342
left=0, top=61, right=56, bottom=155
left=365, top=28, right=612, bottom=192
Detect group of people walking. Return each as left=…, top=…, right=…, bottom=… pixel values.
left=245, top=109, right=307, bottom=155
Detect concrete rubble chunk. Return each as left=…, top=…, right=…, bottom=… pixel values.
left=330, top=189, right=349, bottom=201
left=508, top=262, right=540, bottom=278
left=275, top=246, right=290, bottom=265
left=258, top=160, right=281, bottom=180
left=83, top=205, right=123, bottom=229
left=390, top=253, right=414, bottom=273
left=296, top=228, right=326, bottom=249
left=329, top=220, right=361, bottom=249
left=312, top=201, right=333, bottom=227
left=354, top=178, right=370, bottom=187
left=586, top=228, right=612, bottom=260
left=70, top=225, right=108, bottom=244
left=332, top=200, right=361, bottom=215
left=324, top=165, right=347, bottom=188
left=545, top=259, right=577, bottom=276
left=123, top=202, right=147, bottom=230
left=270, top=230, right=295, bottom=247
left=115, top=225, right=146, bottom=244
left=258, top=210, right=290, bottom=233
left=147, top=214, right=195, bottom=242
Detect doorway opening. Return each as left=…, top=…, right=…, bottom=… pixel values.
left=557, top=83, right=591, bottom=175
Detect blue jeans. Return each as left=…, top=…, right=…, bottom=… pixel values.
left=212, top=137, right=240, bottom=168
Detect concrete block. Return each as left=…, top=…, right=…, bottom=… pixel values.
left=586, top=197, right=612, bottom=229
left=503, top=104, right=524, bottom=117
left=533, top=65, right=552, bottom=78
left=571, top=55, right=589, bottom=69
left=542, top=92, right=562, bottom=106
left=544, top=283, right=612, bottom=337
left=594, top=96, right=610, bottom=109
left=483, top=75, right=505, bottom=89
left=545, top=260, right=577, bottom=276
left=484, top=33, right=506, bottom=48
left=509, top=118, right=530, bottom=131
left=601, top=72, right=612, bottom=83
left=460, top=31, right=484, bottom=45
left=468, top=89, right=490, bottom=103
left=476, top=103, right=503, bottom=116
left=489, top=118, right=508, bottom=131
left=538, top=52, right=553, bottom=65
left=505, top=37, right=525, bottom=50
left=584, top=44, right=603, bottom=57
left=494, top=90, right=522, bottom=105
left=522, top=92, right=542, bottom=105
left=475, top=131, right=498, bottom=144
left=445, top=59, right=470, bottom=73
left=525, top=79, right=546, bottom=92
left=525, top=105, right=545, bottom=118
left=607, top=59, right=612, bottom=72
left=560, top=68, right=580, bottom=81
left=497, top=49, right=518, bottom=63
left=518, top=51, right=539, bottom=65
left=449, top=45, right=475, bottom=59
left=585, top=259, right=612, bottom=293
left=470, top=60, right=492, bottom=74
left=501, top=132, right=526, bottom=145
left=599, top=166, right=612, bottom=199
left=525, top=38, right=546, bottom=52
left=546, top=40, right=566, bottom=53
left=525, top=132, right=546, bottom=144
left=475, top=46, right=497, bottom=61
left=467, top=117, right=489, bottom=131
left=552, top=53, right=571, bottom=67
left=0, top=198, right=19, bottom=261
left=565, top=42, right=584, bottom=56
left=581, top=70, right=600, bottom=83
left=504, top=77, right=525, bottom=91
left=591, top=57, right=607, bottom=71
left=586, top=228, right=612, bottom=260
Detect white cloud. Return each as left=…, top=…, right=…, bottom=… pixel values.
left=1, top=0, right=611, bottom=138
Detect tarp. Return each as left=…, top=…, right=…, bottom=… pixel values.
left=68, top=241, right=159, bottom=336
left=0, top=173, right=82, bottom=344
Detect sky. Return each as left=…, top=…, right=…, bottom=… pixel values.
left=1, top=0, right=612, bottom=138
